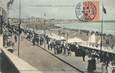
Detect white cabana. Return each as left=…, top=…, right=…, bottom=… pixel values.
left=88, top=33, right=96, bottom=43
left=48, top=33, right=65, bottom=40
left=67, top=37, right=85, bottom=43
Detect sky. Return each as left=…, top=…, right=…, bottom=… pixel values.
left=9, top=0, right=115, bottom=20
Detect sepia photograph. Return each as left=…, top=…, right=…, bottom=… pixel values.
left=0, top=0, right=115, bottom=73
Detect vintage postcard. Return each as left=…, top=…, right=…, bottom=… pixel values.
left=0, top=0, right=115, bottom=73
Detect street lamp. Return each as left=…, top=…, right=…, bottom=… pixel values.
left=0, top=8, right=3, bottom=34
left=43, top=13, right=46, bottom=48
left=17, top=0, right=21, bottom=57
left=100, top=0, right=106, bottom=52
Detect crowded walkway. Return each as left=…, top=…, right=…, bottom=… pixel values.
left=21, top=29, right=115, bottom=73
left=3, top=26, right=115, bottom=73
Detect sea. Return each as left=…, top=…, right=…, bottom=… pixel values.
left=55, top=22, right=115, bottom=35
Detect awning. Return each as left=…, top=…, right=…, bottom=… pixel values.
left=67, top=37, right=85, bottom=43
left=48, top=33, right=65, bottom=40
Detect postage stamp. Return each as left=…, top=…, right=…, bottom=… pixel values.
left=75, top=1, right=97, bottom=22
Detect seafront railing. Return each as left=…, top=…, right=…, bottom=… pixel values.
left=79, top=42, right=115, bottom=54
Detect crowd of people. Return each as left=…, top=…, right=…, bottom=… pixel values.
left=2, top=25, right=115, bottom=73
left=3, top=27, right=18, bottom=52
left=23, top=28, right=115, bottom=73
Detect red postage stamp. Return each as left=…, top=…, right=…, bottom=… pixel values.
left=75, top=0, right=100, bottom=22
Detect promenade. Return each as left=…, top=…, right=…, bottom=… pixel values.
left=3, top=30, right=114, bottom=73
left=13, top=37, right=80, bottom=73
left=12, top=34, right=104, bottom=73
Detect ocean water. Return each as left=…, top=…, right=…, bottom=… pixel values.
left=55, top=22, right=115, bottom=35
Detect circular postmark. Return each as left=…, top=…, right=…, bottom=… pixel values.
left=75, top=1, right=97, bottom=22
